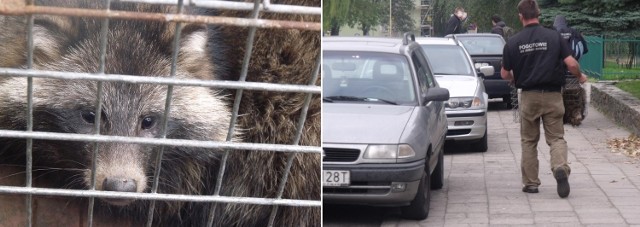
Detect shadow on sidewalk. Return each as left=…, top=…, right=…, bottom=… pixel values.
left=323, top=204, right=386, bottom=227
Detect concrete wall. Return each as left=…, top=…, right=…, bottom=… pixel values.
left=591, top=83, right=640, bottom=136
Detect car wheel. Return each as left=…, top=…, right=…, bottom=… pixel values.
left=400, top=169, right=431, bottom=220
left=474, top=127, right=488, bottom=152
left=430, top=148, right=444, bottom=190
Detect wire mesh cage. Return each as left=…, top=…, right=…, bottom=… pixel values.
left=510, top=84, right=520, bottom=123
left=510, top=76, right=589, bottom=126
left=562, top=75, right=588, bottom=126
left=0, top=0, right=321, bottom=226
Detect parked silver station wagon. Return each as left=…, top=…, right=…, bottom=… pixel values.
left=322, top=34, right=449, bottom=220
left=416, top=37, right=493, bottom=152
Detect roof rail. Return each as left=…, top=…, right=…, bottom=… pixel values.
left=448, top=37, right=459, bottom=45
left=403, top=32, right=415, bottom=45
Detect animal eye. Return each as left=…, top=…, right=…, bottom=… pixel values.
left=81, top=111, right=96, bottom=124
left=141, top=116, right=157, bottom=130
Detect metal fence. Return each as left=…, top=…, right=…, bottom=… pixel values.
left=580, top=36, right=640, bottom=80
left=0, top=0, right=321, bottom=226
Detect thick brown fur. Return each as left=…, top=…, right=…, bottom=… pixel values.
left=212, top=0, right=321, bottom=226
left=0, top=0, right=319, bottom=226
left=562, top=84, right=587, bottom=126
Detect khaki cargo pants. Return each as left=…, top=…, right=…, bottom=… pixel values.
left=519, top=91, right=571, bottom=187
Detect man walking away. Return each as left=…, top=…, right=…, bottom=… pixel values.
left=500, top=0, right=588, bottom=198
left=445, top=7, right=467, bottom=36
left=553, top=15, right=589, bottom=60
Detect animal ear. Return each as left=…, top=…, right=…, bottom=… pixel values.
left=179, top=23, right=208, bottom=57
left=31, top=16, right=72, bottom=66
left=177, top=23, right=213, bottom=79
left=31, top=25, right=62, bottom=65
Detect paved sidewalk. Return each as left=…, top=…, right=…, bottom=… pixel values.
left=378, top=105, right=640, bottom=226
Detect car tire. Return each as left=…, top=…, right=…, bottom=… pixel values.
left=430, top=148, right=444, bottom=190
left=474, top=127, right=488, bottom=152
left=401, top=169, right=431, bottom=220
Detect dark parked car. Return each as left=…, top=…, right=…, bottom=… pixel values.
left=446, top=33, right=512, bottom=107
left=322, top=33, right=449, bottom=220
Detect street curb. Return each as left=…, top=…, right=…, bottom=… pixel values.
left=591, top=82, right=640, bottom=136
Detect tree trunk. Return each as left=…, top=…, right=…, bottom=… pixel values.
left=627, top=42, right=636, bottom=69
left=330, top=22, right=340, bottom=36
left=362, top=24, right=370, bottom=36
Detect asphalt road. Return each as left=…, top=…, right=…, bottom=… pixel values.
left=323, top=102, right=640, bottom=226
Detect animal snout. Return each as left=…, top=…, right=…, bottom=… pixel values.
left=103, top=177, right=137, bottom=192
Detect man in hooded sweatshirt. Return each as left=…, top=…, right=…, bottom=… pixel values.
left=491, top=15, right=507, bottom=37
left=553, top=15, right=588, bottom=60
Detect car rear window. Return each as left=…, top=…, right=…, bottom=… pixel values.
left=421, top=45, right=473, bottom=76
left=456, top=36, right=505, bottom=55
left=323, top=51, right=416, bottom=105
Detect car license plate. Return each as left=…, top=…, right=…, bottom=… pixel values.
left=323, top=170, right=350, bottom=187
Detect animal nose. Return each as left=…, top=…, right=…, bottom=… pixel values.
left=103, top=177, right=137, bottom=192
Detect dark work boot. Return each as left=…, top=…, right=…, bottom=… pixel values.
left=522, top=185, right=539, bottom=193
left=554, top=168, right=570, bottom=198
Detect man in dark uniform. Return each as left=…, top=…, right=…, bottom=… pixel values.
left=501, top=0, right=588, bottom=198
left=444, top=7, right=467, bottom=36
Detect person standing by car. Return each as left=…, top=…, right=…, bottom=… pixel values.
left=491, top=15, right=514, bottom=40
left=500, top=0, right=588, bottom=198
left=491, top=15, right=506, bottom=37
left=445, top=7, right=467, bottom=36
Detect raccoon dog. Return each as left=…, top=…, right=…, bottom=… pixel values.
left=562, top=79, right=587, bottom=126
left=0, top=0, right=320, bottom=226
left=562, top=86, right=587, bottom=126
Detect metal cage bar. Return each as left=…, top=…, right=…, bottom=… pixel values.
left=24, top=0, right=35, bottom=224
left=0, top=186, right=321, bottom=207
left=86, top=1, right=111, bottom=226
left=117, top=0, right=322, bottom=15
left=0, top=68, right=320, bottom=94
left=0, top=4, right=320, bottom=31
left=191, top=0, right=321, bottom=15
left=0, top=130, right=321, bottom=154
left=146, top=0, right=185, bottom=225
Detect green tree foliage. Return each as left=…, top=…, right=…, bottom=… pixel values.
left=538, top=0, right=640, bottom=70
left=432, top=0, right=639, bottom=38
left=346, top=0, right=386, bottom=36
left=380, top=0, right=416, bottom=36
left=323, top=0, right=415, bottom=36
left=538, top=0, right=640, bottom=38
left=389, top=0, right=417, bottom=34
left=465, top=0, right=521, bottom=34
left=432, top=0, right=456, bottom=36
left=322, top=0, right=352, bottom=35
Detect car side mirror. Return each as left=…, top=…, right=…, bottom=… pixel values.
left=478, top=66, right=494, bottom=78
left=423, top=87, right=449, bottom=102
